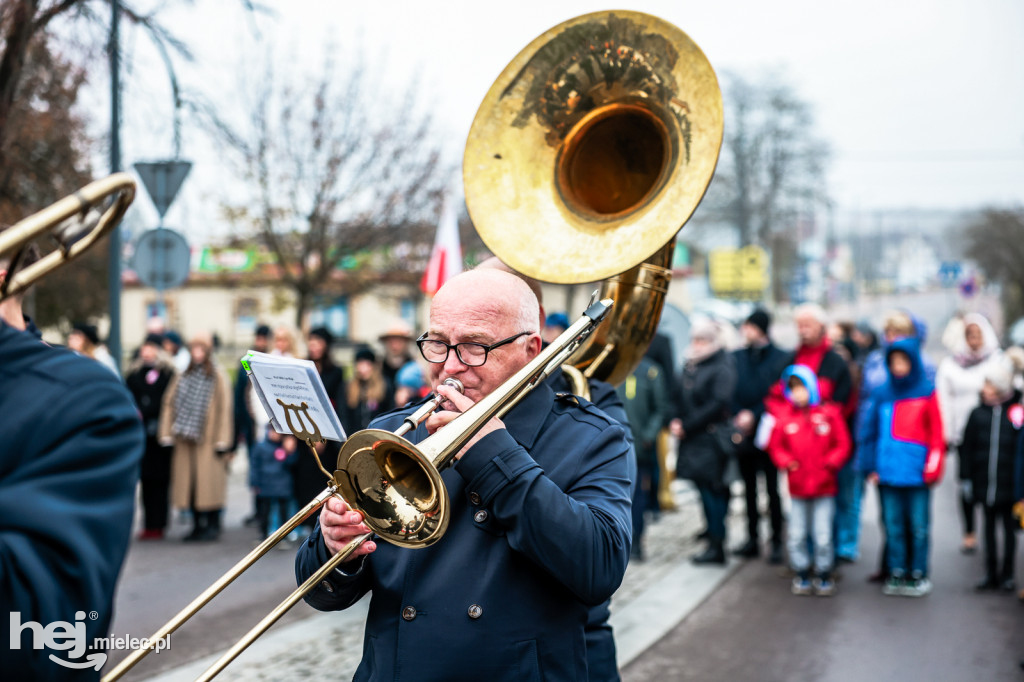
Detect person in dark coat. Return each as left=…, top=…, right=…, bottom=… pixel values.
left=0, top=256, right=144, bottom=678
left=617, top=356, right=666, bottom=561
left=125, top=333, right=177, bottom=539
left=731, top=308, right=788, bottom=563
left=960, top=356, right=1024, bottom=591
left=292, top=327, right=348, bottom=528
left=235, top=324, right=270, bottom=527
left=645, top=331, right=678, bottom=514
left=296, top=269, right=632, bottom=682
left=672, top=318, right=738, bottom=565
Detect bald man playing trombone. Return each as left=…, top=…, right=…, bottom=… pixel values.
left=295, top=268, right=633, bottom=681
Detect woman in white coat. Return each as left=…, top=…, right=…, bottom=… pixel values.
left=936, top=312, right=1002, bottom=553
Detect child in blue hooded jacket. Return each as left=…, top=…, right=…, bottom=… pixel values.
left=860, top=336, right=945, bottom=597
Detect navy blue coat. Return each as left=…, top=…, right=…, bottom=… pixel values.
left=549, top=372, right=635, bottom=682
left=731, top=341, right=788, bottom=421
left=295, top=380, right=632, bottom=681
left=0, top=320, right=144, bottom=679
left=250, top=434, right=298, bottom=499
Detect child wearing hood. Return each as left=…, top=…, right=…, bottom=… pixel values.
left=959, top=355, right=1024, bottom=591
left=767, top=365, right=851, bottom=596
left=860, top=337, right=946, bottom=597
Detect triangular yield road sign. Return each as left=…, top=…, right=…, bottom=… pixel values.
left=134, top=160, right=192, bottom=219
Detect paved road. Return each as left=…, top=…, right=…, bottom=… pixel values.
left=622, top=475, right=1023, bottom=682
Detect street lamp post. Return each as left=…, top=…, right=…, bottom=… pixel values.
left=108, top=0, right=123, bottom=369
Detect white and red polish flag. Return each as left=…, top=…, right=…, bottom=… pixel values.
left=419, top=194, right=463, bottom=295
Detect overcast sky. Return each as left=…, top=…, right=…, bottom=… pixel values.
left=109, top=0, right=1024, bottom=238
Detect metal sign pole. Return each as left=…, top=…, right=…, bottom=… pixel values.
left=108, top=0, right=123, bottom=369
left=156, top=171, right=165, bottom=308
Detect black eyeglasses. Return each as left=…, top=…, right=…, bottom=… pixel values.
left=416, top=331, right=534, bottom=367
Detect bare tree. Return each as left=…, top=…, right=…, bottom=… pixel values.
left=694, top=71, right=830, bottom=301
left=963, top=208, right=1024, bottom=323
left=0, top=1, right=200, bottom=180
left=0, top=0, right=203, bottom=329
left=206, top=48, right=448, bottom=328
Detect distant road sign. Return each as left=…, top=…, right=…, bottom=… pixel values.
left=134, top=160, right=192, bottom=218
left=133, top=228, right=190, bottom=290
left=709, top=246, right=769, bottom=299
left=938, top=260, right=962, bottom=286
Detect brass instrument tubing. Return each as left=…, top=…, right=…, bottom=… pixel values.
left=395, top=378, right=464, bottom=437
left=100, top=486, right=338, bottom=682
left=196, top=532, right=373, bottom=681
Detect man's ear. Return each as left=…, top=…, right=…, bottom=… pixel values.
left=526, top=333, right=543, bottom=358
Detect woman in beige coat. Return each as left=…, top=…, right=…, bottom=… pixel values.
left=158, top=332, right=233, bottom=541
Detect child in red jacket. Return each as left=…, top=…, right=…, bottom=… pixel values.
left=768, top=365, right=852, bottom=596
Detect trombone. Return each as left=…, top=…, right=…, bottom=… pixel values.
left=0, top=173, right=136, bottom=300
left=102, top=297, right=612, bottom=681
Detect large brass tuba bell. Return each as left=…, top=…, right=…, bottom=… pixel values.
left=464, top=10, right=723, bottom=385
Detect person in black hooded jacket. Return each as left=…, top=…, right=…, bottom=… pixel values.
left=671, top=318, right=738, bottom=565
left=960, top=355, right=1024, bottom=591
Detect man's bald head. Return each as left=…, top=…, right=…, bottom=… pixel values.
left=426, top=269, right=542, bottom=403
left=475, top=256, right=544, bottom=328
left=432, top=269, right=539, bottom=335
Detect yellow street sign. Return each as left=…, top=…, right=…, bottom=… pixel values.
left=708, top=246, right=769, bottom=299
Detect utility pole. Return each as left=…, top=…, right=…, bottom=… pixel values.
left=108, top=0, right=123, bottom=369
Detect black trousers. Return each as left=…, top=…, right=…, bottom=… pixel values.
left=958, top=450, right=978, bottom=535
left=982, top=502, right=1017, bottom=581
left=737, top=443, right=783, bottom=544
left=139, top=439, right=173, bottom=531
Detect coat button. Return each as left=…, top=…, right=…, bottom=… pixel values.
left=467, top=604, right=483, bottom=619
left=320, top=580, right=334, bottom=593
left=474, top=510, right=488, bottom=523
left=468, top=492, right=482, bottom=505
left=402, top=606, right=417, bottom=621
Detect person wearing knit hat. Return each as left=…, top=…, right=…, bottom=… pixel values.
left=68, top=323, right=120, bottom=377
left=345, top=345, right=389, bottom=434
left=125, top=329, right=177, bottom=540
left=308, top=326, right=334, bottom=348
left=732, top=308, right=788, bottom=564
left=158, top=329, right=234, bottom=542
left=289, top=325, right=347, bottom=532
left=745, top=309, right=771, bottom=338
left=393, top=360, right=427, bottom=408
left=959, top=352, right=1024, bottom=591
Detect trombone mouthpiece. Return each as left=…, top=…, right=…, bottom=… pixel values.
left=442, top=378, right=465, bottom=394
left=396, top=377, right=466, bottom=436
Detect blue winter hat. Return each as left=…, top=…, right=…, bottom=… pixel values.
left=396, top=362, right=425, bottom=389
left=781, top=364, right=821, bottom=406
left=545, top=312, right=570, bottom=331
left=163, top=330, right=183, bottom=348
